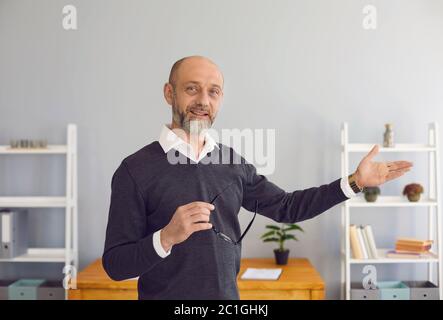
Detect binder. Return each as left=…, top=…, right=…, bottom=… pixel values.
left=0, top=209, right=28, bottom=259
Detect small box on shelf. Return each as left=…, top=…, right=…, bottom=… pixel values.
left=8, top=279, right=46, bottom=300
left=37, top=280, right=65, bottom=300
left=0, top=280, right=17, bottom=300
left=403, top=281, right=439, bottom=300
left=350, top=283, right=380, bottom=300
left=351, top=281, right=439, bottom=300
left=377, top=281, right=410, bottom=300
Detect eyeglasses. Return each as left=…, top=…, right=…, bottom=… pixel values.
left=210, top=182, right=258, bottom=245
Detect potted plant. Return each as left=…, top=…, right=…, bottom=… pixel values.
left=363, top=186, right=380, bottom=202
left=403, top=183, right=424, bottom=202
left=260, top=223, right=304, bottom=265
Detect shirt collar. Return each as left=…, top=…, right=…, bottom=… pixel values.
left=158, top=124, right=219, bottom=162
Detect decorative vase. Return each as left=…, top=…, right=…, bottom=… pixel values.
left=364, top=193, right=378, bottom=202
left=274, top=249, right=290, bottom=265
left=407, top=193, right=421, bottom=202
left=383, top=123, right=394, bottom=147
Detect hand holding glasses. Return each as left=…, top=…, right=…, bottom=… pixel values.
left=210, top=182, right=258, bottom=246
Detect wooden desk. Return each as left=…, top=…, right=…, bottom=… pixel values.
left=237, top=258, right=325, bottom=300
left=68, top=258, right=324, bottom=300
left=68, top=259, right=138, bottom=300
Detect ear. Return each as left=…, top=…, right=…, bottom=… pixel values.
left=163, top=83, right=174, bottom=106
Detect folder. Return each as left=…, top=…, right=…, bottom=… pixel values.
left=0, top=209, right=28, bottom=259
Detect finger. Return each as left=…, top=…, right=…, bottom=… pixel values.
left=388, top=160, right=413, bottom=167
left=190, top=214, right=210, bottom=224
left=191, top=222, right=213, bottom=232
left=187, top=207, right=211, bottom=217
left=365, top=144, right=379, bottom=160
left=183, top=201, right=215, bottom=211
left=388, top=167, right=412, bottom=173
left=387, top=161, right=413, bottom=171
left=385, top=169, right=409, bottom=181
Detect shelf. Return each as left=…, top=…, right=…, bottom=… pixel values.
left=0, top=197, right=68, bottom=208
left=345, top=143, right=436, bottom=153
left=349, top=249, right=439, bottom=264
left=0, top=248, right=75, bottom=263
left=0, top=145, right=68, bottom=154
left=341, top=123, right=442, bottom=300
left=0, top=125, right=78, bottom=301
left=347, top=196, right=437, bottom=207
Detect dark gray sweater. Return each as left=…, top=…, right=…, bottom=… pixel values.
left=102, top=141, right=349, bottom=299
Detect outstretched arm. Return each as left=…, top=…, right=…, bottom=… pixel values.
left=241, top=144, right=413, bottom=223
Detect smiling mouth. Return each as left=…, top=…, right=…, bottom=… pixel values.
left=189, top=110, right=209, bottom=117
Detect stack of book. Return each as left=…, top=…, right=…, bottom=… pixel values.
left=386, top=238, right=435, bottom=259
left=349, top=224, right=378, bottom=259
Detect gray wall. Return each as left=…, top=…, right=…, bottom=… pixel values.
left=0, top=0, right=442, bottom=299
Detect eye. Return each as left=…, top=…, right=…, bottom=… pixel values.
left=209, top=89, right=220, bottom=97
left=186, top=86, right=198, bottom=94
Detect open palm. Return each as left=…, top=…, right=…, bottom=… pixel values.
left=355, top=145, right=413, bottom=188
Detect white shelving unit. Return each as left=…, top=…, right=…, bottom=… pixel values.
left=0, top=124, right=78, bottom=299
left=341, top=122, right=443, bottom=300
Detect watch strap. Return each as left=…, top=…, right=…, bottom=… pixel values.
left=348, top=174, right=363, bottom=194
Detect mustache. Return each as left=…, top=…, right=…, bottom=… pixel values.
left=186, top=104, right=210, bottom=114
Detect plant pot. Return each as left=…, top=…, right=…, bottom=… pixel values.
left=407, top=193, right=421, bottom=202
left=364, top=193, right=378, bottom=202
left=274, top=249, right=290, bottom=265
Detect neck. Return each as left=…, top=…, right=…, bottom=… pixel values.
left=170, top=121, right=206, bottom=158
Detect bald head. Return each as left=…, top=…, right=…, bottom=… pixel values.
left=164, top=55, right=224, bottom=135
left=168, top=56, right=224, bottom=89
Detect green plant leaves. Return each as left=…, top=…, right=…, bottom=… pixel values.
left=260, top=230, right=276, bottom=239
left=261, top=223, right=303, bottom=247
left=282, top=224, right=304, bottom=232
left=262, top=238, right=280, bottom=243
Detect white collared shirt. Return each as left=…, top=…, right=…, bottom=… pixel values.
left=152, top=124, right=357, bottom=258
left=158, top=124, right=219, bottom=163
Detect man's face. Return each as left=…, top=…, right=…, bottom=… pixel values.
left=164, top=57, right=224, bottom=135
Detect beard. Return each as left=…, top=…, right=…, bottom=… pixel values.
left=172, top=102, right=214, bottom=136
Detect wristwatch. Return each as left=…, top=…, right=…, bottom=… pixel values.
left=348, top=173, right=364, bottom=194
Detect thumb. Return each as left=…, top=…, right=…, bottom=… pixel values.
left=365, top=144, right=379, bottom=160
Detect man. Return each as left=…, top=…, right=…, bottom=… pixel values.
left=102, top=56, right=412, bottom=300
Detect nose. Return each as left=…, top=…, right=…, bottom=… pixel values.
left=196, top=90, right=210, bottom=108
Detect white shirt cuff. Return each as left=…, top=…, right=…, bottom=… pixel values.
left=153, top=229, right=171, bottom=258
left=341, top=176, right=357, bottom=198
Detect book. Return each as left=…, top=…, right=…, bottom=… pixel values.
left=350, top=225, right=363, bottom=259
left=396, top=241, right=432, bottom=247
left=356, top=226, right=369, bottom=259
left=386, top=250, right=437, bottom=259
left=395, top=237, right=433, bottom=253
left=361, top=226, right=373, bottom=259
left=363, top=225, right=378, bottom=259
left=395, top=249, right=431, bottom=254
left=395, top=244, right=432, bottom=252
left=240, top=268, right=282, bottom=280
left=396, top=237, right=433, bottom=245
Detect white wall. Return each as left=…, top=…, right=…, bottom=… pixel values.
left=0, top=0, right=442, bottom=299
